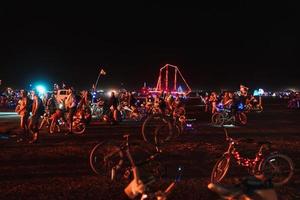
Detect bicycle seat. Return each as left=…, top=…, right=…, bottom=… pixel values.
left=208, top=183, right=242, bottom=199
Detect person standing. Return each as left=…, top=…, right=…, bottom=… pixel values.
left=28, top=90, right=44, bottom=143
left=47, top=93, right=57, bottom=116
left=15, top=90, right=32, bottom=141
left=65, top=88, right=77, bottom=133
left=108, top=92, right=119, bottom=123
left=209, top=92, right=218, bottom=114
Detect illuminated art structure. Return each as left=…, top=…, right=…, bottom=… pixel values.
left=152, top=64, right=192, bottom=95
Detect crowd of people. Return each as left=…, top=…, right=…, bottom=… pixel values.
left=3, top=82, right=299, bottom=143
left=203, top=85, right=260, bottom=114
left=14, top=86, right=92, bottom=143
left=0, top=87, right=20, bottom=109
left=100, top=90, right=185, bottom=124
left=9, top=82, right=186, bottom=144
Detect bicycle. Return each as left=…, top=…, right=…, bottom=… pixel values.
left=211, top=107, right=247, bottom=126
left=89, top=134, right=165, bottom=183
left=141, top=106, right=187, bottom=146
left=244, top=103, right=263, bottom=114
left=141, top=114, right=173, bottom=146
left=49, top=109, right=87, bottom=135
left=118, top=104, right=146, bottom=121
left=208, top=175, right=278, bottom=200
left=39, top=109, right=60, bottom=132
left=211, top=128, right=294, bottom=187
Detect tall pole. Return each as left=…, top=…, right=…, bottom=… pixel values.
left=94, top=70, right=101, bottom=92
left=174, top=68, right=177, bottom=91
left=165, top=65, right=168, bottom=91
left=156, top=69, right=162, bottom=91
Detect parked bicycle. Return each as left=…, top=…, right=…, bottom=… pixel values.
left=211, top=128, right=294, bottom=187
left=39, top=109, right=58, bottom=131
left=89, top=134, right=165, bottom=183
left=46, top=101, right=87, bottom=135
left=141, top=114, right=173, bottom=146
left=244, top=103, right=263, bottom=114
left=141, top=106, right=187, bottom=147
left=245, top=96, right=263, bottom=113
left=211, top=104, right=247, bottom=126
left=118, top=103, right=147, bottom=121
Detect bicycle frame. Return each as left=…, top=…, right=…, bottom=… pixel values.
left=212, top=128, right=294, bottom=186
left=223, top=129, right=270, bottom=174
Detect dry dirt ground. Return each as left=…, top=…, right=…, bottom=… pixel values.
left=0, top=100, right=299, bottom=200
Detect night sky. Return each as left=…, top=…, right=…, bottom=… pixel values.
left=0, top=2, right=299, bottom=91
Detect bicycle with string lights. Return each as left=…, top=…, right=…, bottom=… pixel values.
left=211, top=128, right=294, bottom=187
left=211, top=103, right=247, bottom=126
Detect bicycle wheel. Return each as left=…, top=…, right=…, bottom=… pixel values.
left=258, top=154, right=294, bottom=187
left=211, top=155, right=231, bottom=183
left=211, top=113, right=224, bottom=126
left=142, top=114, right=173, bottom=146
left=89, top=142, right=124, bottom=180
left=72, top=121, right=86, bottom=135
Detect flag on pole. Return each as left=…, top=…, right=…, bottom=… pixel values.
left=100, top=69, right=106, bottom=75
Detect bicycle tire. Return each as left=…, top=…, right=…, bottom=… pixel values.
left=258, top=154, right=294, bottom=187
left=211, top=155, right=231, bottom=183
left=211, top=113, right=224, bottom=126
left=89, top=141, right=124, bottom=180
left=142, top=114, right=173, bottom=146
left=72, top=121, right=86, bottom=135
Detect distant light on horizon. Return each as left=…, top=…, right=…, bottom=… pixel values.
left=36, top=85, right=46, bottom=95
left=106, top=89, right=117, bottom=97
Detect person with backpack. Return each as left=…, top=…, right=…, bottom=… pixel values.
left=28, top=90, right=44, bottom=143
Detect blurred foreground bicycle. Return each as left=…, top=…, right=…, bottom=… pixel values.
left=208, top=175, right=278, bottom=200
left=211, top=128, right=294, bottom=187
left=89, top=134, right=165, bottom=182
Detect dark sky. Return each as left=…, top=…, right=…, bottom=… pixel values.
left=0, top=2, right=299, bottom=91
